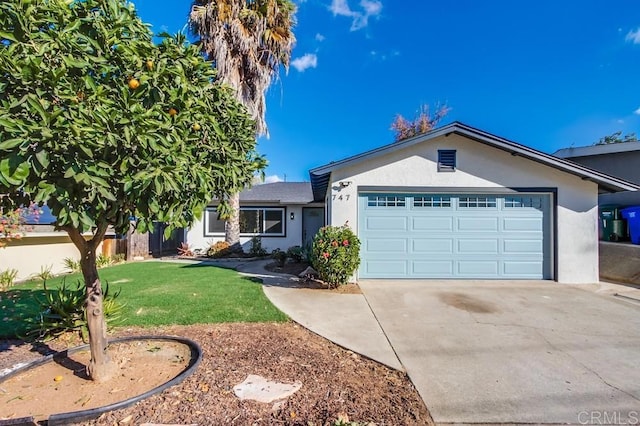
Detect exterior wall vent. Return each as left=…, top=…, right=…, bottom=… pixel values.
left=438, top=149, right=456, bottom=172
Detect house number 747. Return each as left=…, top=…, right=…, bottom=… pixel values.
left=332, top=194, right=350, bottom=201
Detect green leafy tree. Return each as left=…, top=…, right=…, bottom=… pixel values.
left=0, top=0, right=258, bottom=381
left=595, top=131, right=638, bottom=145
left=190, top=0, right=296, bottom=251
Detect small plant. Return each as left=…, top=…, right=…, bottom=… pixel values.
left=24, top=279, right=124, bottom=341
left=0, top=268, right=18, bottom=291
left=63, top=257, right=81, bottom=273
left=286, top=245, right=305, bottom=263
left=111, top=253, right=125, bottom=264
left=96, top=253, right=113, bottom=268
left=249, top=236, right=267, bottom=257
left=33, top=264, right=54, bottom=282
left=177, top=242, right=195, bottom=257
left=333, top=413, right=367, bottom=426
left=207, top=240, right=232, bottom=258
left=271, top=249, right=287, bottom=267
left=311, top=224, right=361, bottom=288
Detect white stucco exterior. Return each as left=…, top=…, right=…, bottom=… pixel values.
left=324, top=134, right=599, bottom=284
left=186, top=204, right=311, bottom=253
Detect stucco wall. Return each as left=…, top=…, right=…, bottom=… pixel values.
left=186, top=204, right=307, bottom=253
left=567, top=152, right=640, bottom=207
left=0, top=233, right=103, bottom=282
left=326, top=134, right=599, bottom=284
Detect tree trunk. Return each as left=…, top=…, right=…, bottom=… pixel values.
left=225, top=192, right=242, bottom=253
left=65, top=224, right=115, bottom=382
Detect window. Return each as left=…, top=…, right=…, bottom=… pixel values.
left=205, top=207, right=285, bottom=236
left=367, top=195, right=406, bottom=207
left=504, top=196, right=543, bottom=210
left=458, top=196, right=497, bottom=208
left=204, top=208, right=226, bottom=235
left=413, top=195, right=451, bottom=208
left=438, top=150, right=456, bottom=172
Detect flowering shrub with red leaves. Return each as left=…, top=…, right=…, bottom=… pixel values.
left=0, top=203, right=39, bottom=248
left=311, top=223, right=360, bottom=288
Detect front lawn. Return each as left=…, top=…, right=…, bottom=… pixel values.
left=0, top=261, right=287, bottom=338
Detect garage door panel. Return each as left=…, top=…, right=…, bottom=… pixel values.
left=457, top=261, right=499, bottom=276
left=359, top=193, right=551, bottom=279
left=364, top=260, right=406, bottom=275
left=366, top=216, right=407, bottom=231
left=412, top=238, right=454, bottom=253
left=503, top=261, right=544, bottom=276
left=503, top=239, right=543, bottom=254
left=503, top=217, right=543, bottom=232
left=366, top=238, right=407, bottom=253
left=457, top=239, right=499, bottom=254
left=412, top=261, right=454, bottom=276
left=457, top=217, right=498, bottom=232
left=413, top=216, right=453, bottom=231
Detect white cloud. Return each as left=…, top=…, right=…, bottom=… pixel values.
left=291, top=53, right=318, bottom=72
left=625, top=28, right=640, bottom=44
left=329, top=0, right=382, bottom=31
left=315, top=33, right=326, bottom=42
left=330, top=0, right=353, bottom=16
left=263, top=175, right=284, bottom=184
left=634, top=107, right=640, bottom=115
left=361, top=0, right=382, bottom=16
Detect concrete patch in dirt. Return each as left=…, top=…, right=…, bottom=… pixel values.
left=233, top=374, right=302, bottom=403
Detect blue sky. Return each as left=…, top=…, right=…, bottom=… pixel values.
left=132, top=0, right=640, bottom=182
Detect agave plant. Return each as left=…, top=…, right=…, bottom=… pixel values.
left=25, top=280, right=124, bottom=341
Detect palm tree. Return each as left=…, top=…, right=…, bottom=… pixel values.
left=190, top=0, right=296, bottom=251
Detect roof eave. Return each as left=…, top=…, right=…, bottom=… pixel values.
left=309, top=122, right=639, bottom=197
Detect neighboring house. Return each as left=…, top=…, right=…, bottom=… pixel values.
left=553, top=142, right=640, bottom=206
left=186, top=182, right=325, bottom=253
left=187, top=122, right=636, bottom=283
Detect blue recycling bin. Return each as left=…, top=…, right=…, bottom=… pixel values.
left=620, top=206, right=640, bottom=244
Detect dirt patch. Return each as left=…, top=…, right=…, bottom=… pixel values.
left=265, top=262, right=362, bottom=294
left=266, top=261, right=312, bottom=277
left=438, top=292, right=498, bottom=314
left=1, top=339, right=192, bottom=422
left=1, top=323, right=431, bottom=425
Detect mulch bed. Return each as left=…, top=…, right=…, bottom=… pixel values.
left=1, top=323, right=432, bottom=425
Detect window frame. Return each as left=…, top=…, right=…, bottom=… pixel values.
left=204, top=206, right=286, bottom=237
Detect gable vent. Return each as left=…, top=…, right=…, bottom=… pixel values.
left=438, top=149, right=456, bottom=172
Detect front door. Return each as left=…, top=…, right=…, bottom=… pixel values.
left=303, top=207, right=325, bottom=247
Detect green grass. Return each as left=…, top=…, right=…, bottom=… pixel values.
left=0, top=261, right=287, bottom=338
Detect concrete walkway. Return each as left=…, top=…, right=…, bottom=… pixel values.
left=236, top=260, right=403, bottom=371
left=167, top=258, right=640, bottom=424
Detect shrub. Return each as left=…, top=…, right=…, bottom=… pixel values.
left=33, top=264, right=54, bottom=282
left=249, top=236, right=267, bottom=257
left=177, top=242, right=195, bottom=257
left=24, top=279, right=124, bottom=341
left=286, top=245, right=305, bottom=263
left=0, top=268, right=18, bottom=291
left=63, top=257, right=81, bottom=274
left=96, top=254, right=113, bottom=268
left=112, top=253, right=125, bottom=264
left=311, top=224, right=360, bottom=288
left=271, top=249, right=287, bottom=267
left=207, top=240, right=232, bottom=258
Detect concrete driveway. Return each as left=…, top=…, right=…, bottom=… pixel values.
left=359, top=280, right=640, bottom=424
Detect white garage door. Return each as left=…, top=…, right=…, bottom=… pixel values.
left=358, top=193, right=552, bottom=279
